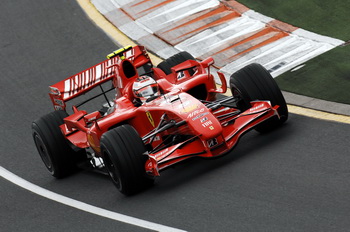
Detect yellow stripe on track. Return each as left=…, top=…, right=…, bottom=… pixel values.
left=221, top=87, right=350, bottom=124
left=76, top=0, right=350, bottom=125
left=76, top=0, right=163, bottom=65
left=288, top=105, right=350, bottom=124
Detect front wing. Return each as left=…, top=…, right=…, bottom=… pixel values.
left=145, top=101, right=279, bottom=176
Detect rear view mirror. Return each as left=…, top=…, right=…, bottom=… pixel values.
left=201, top=57, right=214, bottom=69
left=84, top=111, right=102, bottom=124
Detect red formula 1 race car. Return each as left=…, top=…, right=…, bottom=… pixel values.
left=32, top=45, right=288, bottom=195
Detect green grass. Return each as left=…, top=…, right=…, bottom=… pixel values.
left=237, top=0, right=350, bottom=41
left=275, top=46, right=350, bottom=104
left=237, top=0, right=350, bottom=104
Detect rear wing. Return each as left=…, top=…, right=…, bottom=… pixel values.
left=49, top=45, right=151, bottom=110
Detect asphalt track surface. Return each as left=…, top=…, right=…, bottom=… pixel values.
left=1, top=1, right=350, bottom=231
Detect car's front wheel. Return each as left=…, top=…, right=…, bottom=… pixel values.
left=100, top=124, right=154, bottom=195
left=230, top=63, right=288, bottom=133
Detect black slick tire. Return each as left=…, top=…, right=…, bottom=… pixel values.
left=157, top=51, right=195, bottom=75
left=100, top=124, right=154, bottom=195
left=32, top=110, right=85, bottom=178
left=229, top=63, right=288, bottom=133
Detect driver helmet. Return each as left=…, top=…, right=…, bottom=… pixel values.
left=132, top=75, right=160, bottom=103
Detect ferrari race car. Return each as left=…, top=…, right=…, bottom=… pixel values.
left=32, top=45, right=288, bottom=195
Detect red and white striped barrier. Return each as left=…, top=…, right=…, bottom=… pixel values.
left=91, top=0, right=344, bottom=78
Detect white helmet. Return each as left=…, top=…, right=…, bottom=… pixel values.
left=132, top=76, right=160, bottom=103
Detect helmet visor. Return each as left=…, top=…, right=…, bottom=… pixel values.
left=135, top=84, right=159, bottom=98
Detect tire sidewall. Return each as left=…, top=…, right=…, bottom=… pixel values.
left=32, top=123, right=55, bottom=175
left=32, top=110, right=82, bottom=178
left=101, top=141, right=125, bottom=192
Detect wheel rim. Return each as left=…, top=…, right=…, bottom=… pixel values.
left=33, top=133, right=53, bottom=172
left=103, top=151, right=122, bottom=190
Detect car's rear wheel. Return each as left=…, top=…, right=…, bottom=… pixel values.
left=100, top=124, right=154, bottom=195
left=157, top=51, right=195, bottom=75
left=32, top=110, right=86, bottom=178
left=229, top=63, right=288, bottom=133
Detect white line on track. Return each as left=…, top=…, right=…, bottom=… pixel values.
left=0, top=166, right=186, bottom=232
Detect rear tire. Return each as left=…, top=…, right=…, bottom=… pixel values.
left=157, top=51, right=195, bottom=75
left=32, top=110, right=86, bottom=178
left=229, top=63, right=288, bottom=133
left=100, top=125, right=154, bottom=195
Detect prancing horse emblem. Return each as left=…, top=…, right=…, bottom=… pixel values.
left=146, top=111, right=155, bottom=127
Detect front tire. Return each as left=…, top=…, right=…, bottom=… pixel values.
left=32, top=110, right=86, bottom=178
left=230, top=63, right=288, bottom=133
left=100, top=125, right=154, bottom=195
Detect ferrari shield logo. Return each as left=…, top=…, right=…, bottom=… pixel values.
left=146, top=111, right=155, bottom=127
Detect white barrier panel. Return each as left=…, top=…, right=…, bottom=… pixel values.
left=92, top=0, right=344, bottom=79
